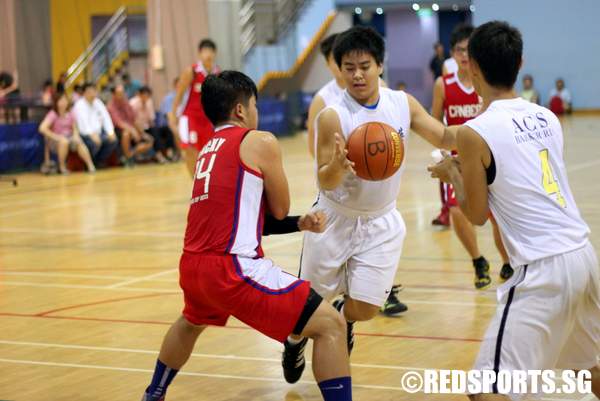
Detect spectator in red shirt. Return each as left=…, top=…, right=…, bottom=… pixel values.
left=107, top=84, right=153, bottom=166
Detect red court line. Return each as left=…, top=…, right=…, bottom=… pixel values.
left=0, top=312, right=482, bottom=343
left=35, top=293, right=178, bottom=317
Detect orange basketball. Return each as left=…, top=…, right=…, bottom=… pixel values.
left=346, top=122, right=405, bottom=181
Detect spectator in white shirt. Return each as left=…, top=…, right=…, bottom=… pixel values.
left=73, top=83, right=118, bottom=166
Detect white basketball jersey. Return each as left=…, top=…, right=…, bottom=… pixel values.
left=318, top=87, right=411, bottom=213
left=465, top=98, right=589, bottom=267
left=316, top=79, right=345, bottom=108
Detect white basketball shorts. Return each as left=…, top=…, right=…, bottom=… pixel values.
left=299, top=195, right=406, bottom=307
left=473, top=241, right=600, bottom=400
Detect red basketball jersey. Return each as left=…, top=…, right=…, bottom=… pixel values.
left=442, top=72, right=482, bottom=125
left=183, top=125, right=265, bottom=258
left=181, top=62, right=218, bottom=134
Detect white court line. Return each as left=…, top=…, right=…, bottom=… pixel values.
left=0, top=271, right=134, bottom=280
left=0, top=342, right=586, bottom=399
left=0, top=200, right=92, bottom=218
left=567, top=159, right=600, bottom=173
left=0, top=340, right=426, bottom=371
left=0, top=357, right=586, bottom=398
left=105, top=269, right=177, bottom=289
left=403, top=299, right=496, bottom=308
left=0, top=357, right=406, bottom=392
left=1, top=281, right=177, bottom=293
left=0, top=280, right=498, bottom=301
left=0, top=227, right=181, bottom=238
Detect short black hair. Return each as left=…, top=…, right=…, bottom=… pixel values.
left=320, top=33, right=338, bottom=59
left=450, top=24, right=474, bottom=49
left=121, top=73, right=130, bottom=82
left=198, top=38, right=217, bottom=51
left=82, top=82, right=96, bottom=92
left=139, top=85, right=152, bottom=95
left=73, top=84, right=83, bottom=93
left=469, top=21, right=522, bottom=89
left=523, top=74, right=533, bottom=81
left=201, top=70, right=257, bottom=126
left=333, top=26, right=385, bottom=68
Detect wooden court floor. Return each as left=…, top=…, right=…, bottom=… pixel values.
left=1, top=115, right=599, bottom=401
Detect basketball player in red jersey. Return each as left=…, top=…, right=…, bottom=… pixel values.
left=141, top=71, right=353, bottom=401
left=431, top=24, right=513, bottom=288
left=169, top=39, right=220, bottom=177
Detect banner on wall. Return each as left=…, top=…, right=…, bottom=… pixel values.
left=0, top=122, right=44, bottom=172
left=257, top=98, right=290, bottom=136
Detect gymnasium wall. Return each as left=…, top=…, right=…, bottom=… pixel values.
left=50, top=0, right=146, bottom=83
left=473, top=0, right=600, bottom=110
left=146, top=0, right=210, bottom=103
left=385, top=9, right=439, bottom=107
left=0, top=0, right=51, bottom=95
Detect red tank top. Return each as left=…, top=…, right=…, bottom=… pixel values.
left=442, top=72, right=482, bottom=125
left=182, top=62, right=218, bottom=127
left=184, top=125, right=265, bottom=258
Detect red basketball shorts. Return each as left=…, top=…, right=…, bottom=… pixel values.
left=179, top=252, right=312, bottom=343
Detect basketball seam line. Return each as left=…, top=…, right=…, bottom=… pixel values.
left=379, top=122, right=390, bottom=179
left=363, top=125, right=373, bottom=180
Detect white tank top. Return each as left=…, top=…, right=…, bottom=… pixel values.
left=316, top=79, right=345, bottom=108
left=317, top=87, right=411, bottom=213
left=465, top=97, right=589, bottom=267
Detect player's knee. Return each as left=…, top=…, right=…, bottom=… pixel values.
left=317, top=305, right=347, bottom=340
left=178, top=315, right=205, bottom=334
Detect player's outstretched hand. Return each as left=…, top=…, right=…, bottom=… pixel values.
left=427, top=151, right=459, bottom=183
left=332, top=133, right=356, bottom=175
left=298, top=211, right=327, bottom=233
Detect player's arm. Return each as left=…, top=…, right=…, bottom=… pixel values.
left=263, top=211, right=326, bottom=235
left=428, top=126, right=490, bottom=225
left=431, top=77, right=445, bottom=122
left=38, top=114, right=62, bottom=142
left=316, top=108, right=355, bottom=190
left=246, top=131, right=290, bottom=219
left=168, top=67, right=194, bottom=129
left=407, top=93, right=457, bottom=150
left=306, top=95, right=325, bottom=158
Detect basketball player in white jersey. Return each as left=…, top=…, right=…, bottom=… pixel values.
left=429, top=21, right=600, bottom=400
left=308, top=33, right=408, bottom=316
left=431, top=24, right=512, bottom=288
left=305, top=33, right=345, bottom=159
left=307, top=34, right=388, bottom=158
left=282, top=26, right=458, bottom=383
